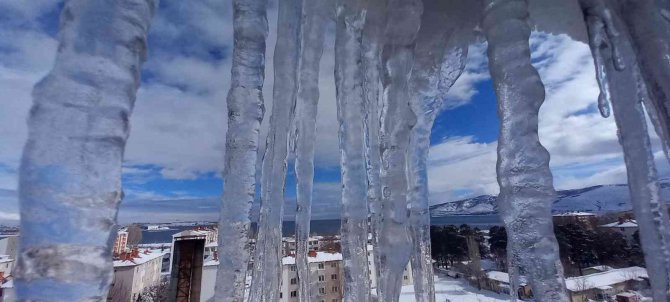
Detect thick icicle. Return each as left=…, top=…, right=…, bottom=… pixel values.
left=14, top=0, right=156, bottom=300
left=248, top=0, right=302, bottom=301
left=482, top=0, right=569, bottom=301
left=293, top=0, right=329, bottom=300
left=582, top=3, right=670, bottom=299
left=214, top=0, right=268, bottom=300
left=361, top=0, right=386, bottom=297
left=377, top=0, right=423, bottom=300
left=334, top=0, right=371, bottom=300
left=407, top=1, right=473, bottom=300
left=617, top=0, right=670, bottom=160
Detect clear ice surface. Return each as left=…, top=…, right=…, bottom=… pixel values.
left=15, top=0, right=156, bottom=300
left=293, top=0, right=330, bottom=300
left=214, top=0, right=268, bottom=300
left=377, top=0, right=422, bottom=301
left=334, top=0, right=371, bottom=300
left=406, top=1, right=473, bottom=300
left=483, top=0, right=569, bottom=301
left=248, top=0, right=302, bottom=301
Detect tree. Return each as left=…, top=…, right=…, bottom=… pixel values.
left=138, top=281, right=169, bottom=302
left=488, top=226, right=508, bottom=270
left=127, top=224, right=143, bottom=247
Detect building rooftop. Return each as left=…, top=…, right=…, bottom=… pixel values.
left=565, top=266, right=648, bottom=292
left=600, top=219, right=638, bottom=228
left=553, top=211, right=596, bottom=217
left=113, top=249, right=167, bottom=268
left=485, top=271, right=528, bottom=285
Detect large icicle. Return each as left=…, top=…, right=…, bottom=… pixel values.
left=407, top=1, right=473, bottom=300
left=617, top=0, right=670, bottom=160
left=14, top=0, right=156, bottom=300
left=334, top=0, right=371, bottom=300
left=361, top=0, right=386, bottom=297
left=482, top=0, right=569, bottom=301
left=582, top=2, right=670, bottom=299
left=248, top=0, right=302, bottom=301
left=214, top=0, right=268, bottom=300
left=293, top=0, right=329, bottom=300
left=377, top=0, right=423, bottom=301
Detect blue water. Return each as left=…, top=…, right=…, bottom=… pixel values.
left=139, top=215, right=503, bottom=244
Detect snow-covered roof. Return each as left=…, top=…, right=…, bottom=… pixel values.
left=485, top=271, right=528, bottom=285
left=600, top=219, right=638, bottom=228
left=1, top=278, right=13, bottom=289
left=172, top=229, right=210, bottom=238
left=585, top=265, right=613, bottom=272
left=553, top=211, right=596, bottom=216
left=113, top=250, right=167, bottom=267
left=282, top=252, right=342, bottom=265
left=205, top=241, right=218, bottom=248
left=565, top=267, right=648, bottom=292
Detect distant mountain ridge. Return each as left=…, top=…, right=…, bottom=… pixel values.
left=429, top=182, right=670, bottom=217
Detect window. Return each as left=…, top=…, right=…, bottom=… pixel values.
left=332, top=286, right=338, bottom=293
left=280, top=292, right=283, bottom=298
left=319, top=287, right=326, bottom=294
left=290, top=278, right=297, bottom=285
left=404, top=275, right=409, bottom=280
left=318, top=263, right=324, bottom=269
left=290, top=265, right=297, bottom=271
left=331, top=274, right=337, bottom=280
left=290, top=291, right=297, bottom=297
left=330, top=262, right=337, bottom=268
left=318, top=275, right=325, bottom=281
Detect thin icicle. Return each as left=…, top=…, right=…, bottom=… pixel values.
left=215, top=0, right=268, bottom=300
left=14, top=0, right=156, bottom=300
left=361, top=0, right=386, bottom=297
left=248, top=0, right=302, bottom=301
left=407, top=2, right=473, bottom=300
left=377, top=0, right=423, bottom=301
left=334, top=0, right=371, bottom=300
left=294, top=0, right=329, bottom=300
left=582, top=3, right=670, bottom=298
left=617, top=0, right=670, bottom=160
left=482, top=0, right=569, bottom=301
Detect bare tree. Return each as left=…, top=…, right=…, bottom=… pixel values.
left=127, top=224, right=143, bottom=248
left=138, top=281, right=169, bottom=302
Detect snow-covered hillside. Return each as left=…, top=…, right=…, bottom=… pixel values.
left=430, top=182, right=670, bottom=217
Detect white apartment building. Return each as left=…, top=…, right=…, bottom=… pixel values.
left=0, top=235, right=18, bottom=266
left=367, top=245, right=414, bottom=290
left=108, top=249, right=166, bottom=302
left=113, top=228, right=128, bottom=255
left=0, top=255, right=13, bottom=278
left=200, top=251, right=345, bottom=302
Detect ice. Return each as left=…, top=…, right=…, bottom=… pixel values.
left=361, top=0, right=386, bottom=298
left=248, top=0, right=302, bottom=300
left=14, top=0, right=156, bottom=300
left=581, top=2, right=670, bottom=299
left=376, top=0, right=423, bottom=300
left=293, top=0, right=330, bottom=300
left=334, top=0, right=371, bottom=300
left=617, top=0, right=670, bottom=160
left=406, top=1, right=473, bottom=301
left=214, top=0, right=269, bottom=301
left=482, top=0, right=569, bottom=301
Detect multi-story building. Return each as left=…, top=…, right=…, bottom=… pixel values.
left=113, top=228, right=128, bottom=255
left=367, top=244, right=413, bottom=290
left=108, top=249, right=166, bottom=302
left=280, top=251, right=344, bottom=302
left=553, top=212, right=598, bottom=230
left=0, top=235, right=18, bottom=266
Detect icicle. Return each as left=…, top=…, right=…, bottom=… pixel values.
left=214, top=0, right=268, bottom=301
left=406, top=2, right=473, bottom=300
left=293, top=0, right=330, bottom=301
left=248, top=0, right=302, bottom=301
left=617, top=0, right=670, bottom=161
left=582, top=3, right=670, bottom=298
left=14, top=1, right=156, bottom=300
left=334, top=0, right=371, bottom=300
left=361, top=0, right=386, bottom=298
left=376, top=0, right=423, bottom=301
left=482, top=0, right=569, bottom=301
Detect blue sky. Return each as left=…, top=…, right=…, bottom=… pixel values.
left=0, top=0, right=668, bottom=224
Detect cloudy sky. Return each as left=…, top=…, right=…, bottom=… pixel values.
left=0, top=0, right=667, bottom=225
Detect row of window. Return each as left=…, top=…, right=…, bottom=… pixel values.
left=280, top=287, right=340, bottom=298
left=289, top=274, right=338, bottom=285
left=288, top=262, right=338, bottom=272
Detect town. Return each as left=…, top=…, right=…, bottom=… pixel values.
left=0, top=210, right=654, bottom=301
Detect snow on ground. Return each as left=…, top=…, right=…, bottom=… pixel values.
left=399, top=273, right=511, bottom=302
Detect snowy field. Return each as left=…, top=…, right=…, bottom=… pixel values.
left=398, top=274, right=511, bottom=302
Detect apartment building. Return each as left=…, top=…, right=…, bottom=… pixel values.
left=108, top=249, right=166, bottom=302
